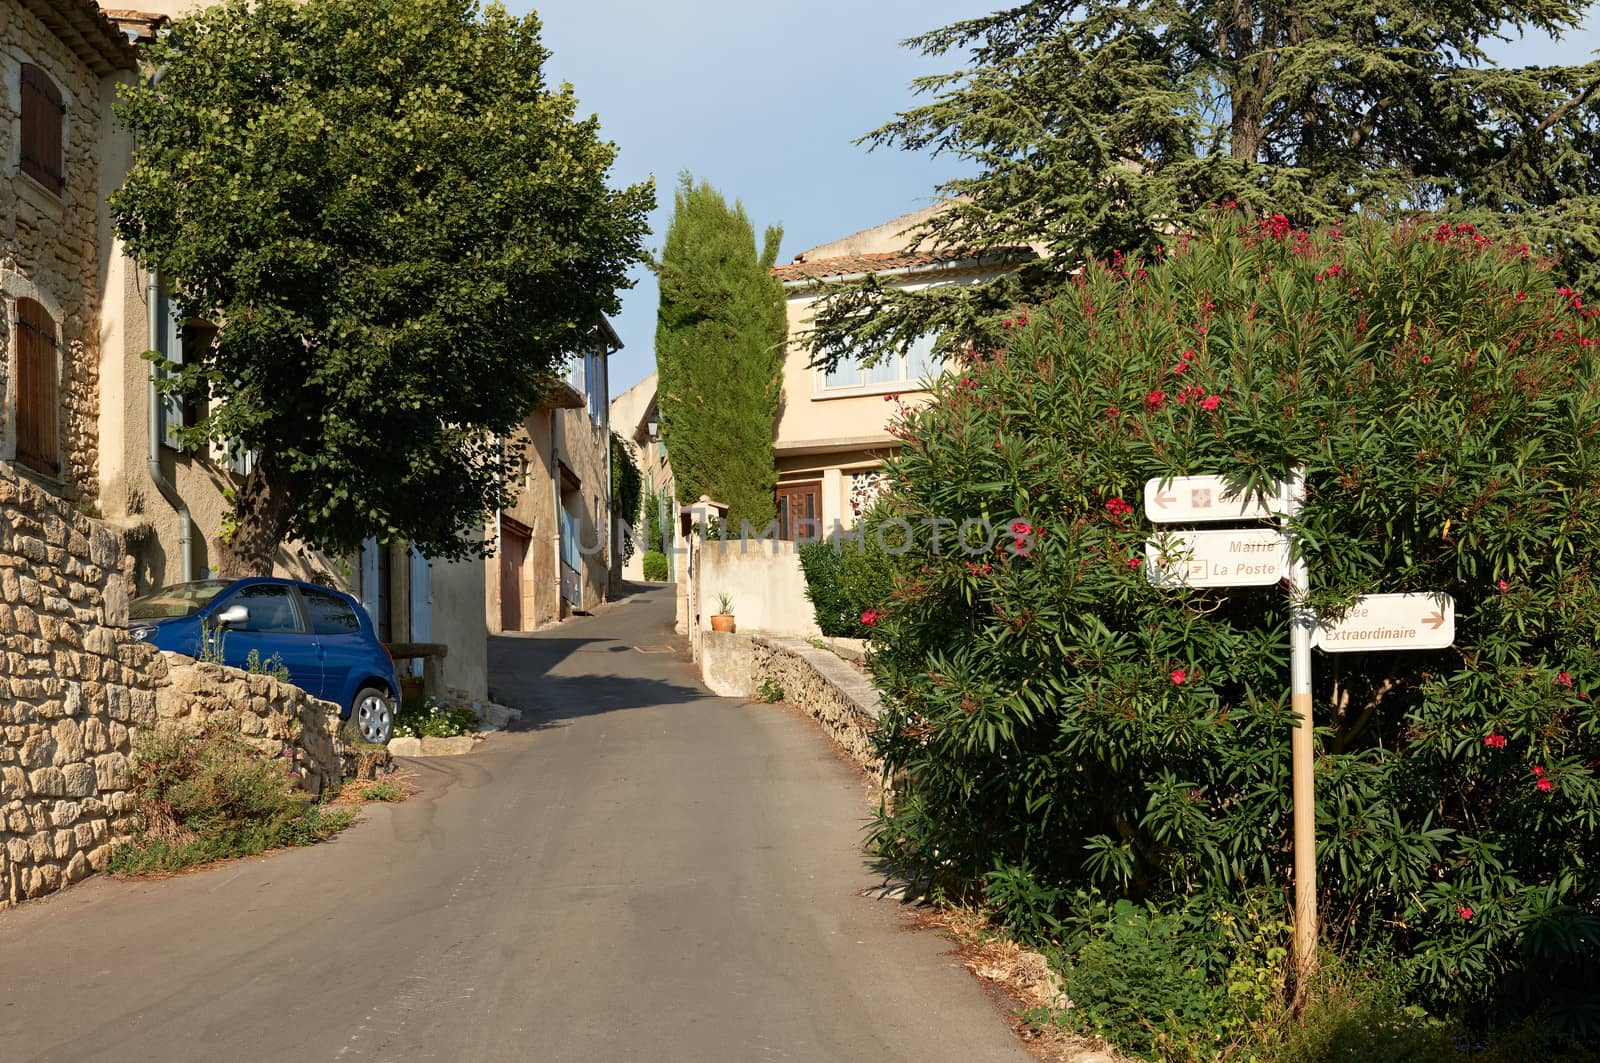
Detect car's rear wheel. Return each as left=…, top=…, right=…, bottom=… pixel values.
left=353, top=686, right=394, bottom=745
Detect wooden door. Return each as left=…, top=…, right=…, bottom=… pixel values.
left=500, top=520, right=530, bottom=631
left=776, top=481, right=822, bottom=542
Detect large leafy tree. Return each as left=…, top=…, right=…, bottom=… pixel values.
left=807, top=0, right=1600, bottom=370
left=654, top=175, right=786, bottom=528
left=113, top=0, right=653, bottom=575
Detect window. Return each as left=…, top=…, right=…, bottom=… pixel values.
left=819, top=333, right=942, bottom=392
left=300, top=587, right=362, bottom=635
left=156, top=280, right=208, bottom=450
left=19, top=64, right=65, bottom=195
left=230, top=585, right=302, bottom=633
left=13, top=297, right=59, bottom=477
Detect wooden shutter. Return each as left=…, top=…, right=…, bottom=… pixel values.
left=20, top=64, right=65, bottom=195
left=14, top=298, right=59, bottom=478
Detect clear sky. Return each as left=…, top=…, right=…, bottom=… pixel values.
left=508, top=1, right=1600, bottom=398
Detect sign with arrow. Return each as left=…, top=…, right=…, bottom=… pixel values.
left=1144, top=475, right=1280, bottom=524
left=1312, top=593, right=1455, bottom=652
left=1145, top=528, right=1288, bottom=588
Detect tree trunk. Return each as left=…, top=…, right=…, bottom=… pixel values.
left=214, top=462, right=293, bottom=578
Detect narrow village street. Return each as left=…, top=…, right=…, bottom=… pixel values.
left=0, top=585, right=1027, bottom=1062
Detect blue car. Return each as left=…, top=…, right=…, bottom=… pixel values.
left=127, top=577, right=400, bottom=744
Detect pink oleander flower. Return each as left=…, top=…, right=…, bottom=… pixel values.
left=1497, top=579, right=1509, bottom=593
left=1457, top=905, right=1473, bottom=920
left=1557, top=672, right=1573, bottom=688
left=1127, top=557, right=1142, bottom=569
left=1171, top=668, right=1187, bottom=685
left=860, top=609, right=881, bottom=627
left=1537, top=777, right=1555, bottom=793
left=1484, top=733, right=1507, bottom=749
left=1200, top=395, right=1221, bottom=412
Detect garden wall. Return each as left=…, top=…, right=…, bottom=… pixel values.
left=0, top=463, right=343, bottom=909
left=701, top=630, right=884, bottom=791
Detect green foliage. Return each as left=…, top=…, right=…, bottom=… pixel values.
left=1047, top=893, right=1291, bottom=1060
left=359, top=782, right=405, bottom=802
left=807, top=0, right=1600, bottom=372
left=641, top=487, right=669, bottom=555
left=867, top=214, right=1600, bottom=1038
left=392, top=695, right=479, bottom=739
left=715, top=592, right=734, bottom=615
left=611, top=432, right=643, bottom=564
left=197, top=618, right=227, bottom=663
left=797, top=506, right=901, bottom=637
left=757, top=677, right=786, bottom=704
left=641, top=549, right=669, bottom=582
left=655, top=174, right=786, bottom=527
left=111, top=716, right=353, bottom=874
left=111, top=0, right=653, bottom=573
left=244, top=648, right=291, bottom=684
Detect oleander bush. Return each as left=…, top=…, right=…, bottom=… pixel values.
left=641, top=549, right=670, bottom=582
left=865, top=212, right=1600, bottom=1051
left=798, top=503, right=902, bottom=638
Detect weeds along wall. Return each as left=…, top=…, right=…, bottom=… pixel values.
left=0, top=462, right=343, bottom=908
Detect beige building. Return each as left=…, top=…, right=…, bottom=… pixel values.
left=2, top=1, right=489, bottom=703
left=608, top=370, right=678, bottom=581
left=769, top=204, right=1032, bottom=538
left=487, top=324, right=620, bottom=633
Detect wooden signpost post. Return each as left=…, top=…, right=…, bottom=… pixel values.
left=1144, top=470, right=1454, bottom=990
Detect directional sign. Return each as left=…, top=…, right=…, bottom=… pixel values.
left=1312, top=593, right=1455, bottom=652
left=1144, top=475, right=1281, bottom=524
left=1145, top=528, right=1288, bottom=588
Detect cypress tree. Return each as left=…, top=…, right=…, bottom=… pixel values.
left=807, top=0, right=1600, bottom=370
left=655, top=175, right=786, bottom=528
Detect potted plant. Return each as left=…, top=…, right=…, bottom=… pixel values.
left=710, top=593, right=736, bottom=633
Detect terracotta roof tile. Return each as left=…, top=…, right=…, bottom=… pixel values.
left=20, top=0, right=139, bottom=72
left=772, top=247, right=1032, bottom=283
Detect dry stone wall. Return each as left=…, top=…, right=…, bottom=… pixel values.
left=0, top=463, right=344, bottom=909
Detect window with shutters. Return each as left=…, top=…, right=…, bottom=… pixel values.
left=13, top=297, right=60, bottom=478
left=19, top=64, right=66, bottom=196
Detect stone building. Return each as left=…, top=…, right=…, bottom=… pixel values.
left=2, top=0, right=137, bottom=503
left=609, top=371, right=679, bottom=582
left=487, top=323, right=621, bottom=633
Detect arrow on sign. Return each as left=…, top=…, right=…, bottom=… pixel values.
left=1422, top=612, right=1445, bottom=630
left=1153, top=491, right=1177, bottom=508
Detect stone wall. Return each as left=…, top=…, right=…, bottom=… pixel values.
left=700, top=628, right=886, bottom=792
left=0, top=462, right=344, bottom=909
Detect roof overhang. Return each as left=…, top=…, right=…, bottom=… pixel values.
left=22, top=0, right=139, bottom=73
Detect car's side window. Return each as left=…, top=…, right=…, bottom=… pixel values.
left=231, top=585, right=302, bottom=633
left=300, top=587, right=361, bottom=635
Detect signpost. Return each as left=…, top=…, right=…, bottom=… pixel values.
left=1143, top=474, right=1279, bottom=524
left=1312, top=593, right=1455, bottom=652
left=1143, top=471, right=1454, bottom=995
left=1144, top=528, right=1288, bottom=588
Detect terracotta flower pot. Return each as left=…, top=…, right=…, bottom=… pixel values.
left=710, top=614, right=736, bottom=633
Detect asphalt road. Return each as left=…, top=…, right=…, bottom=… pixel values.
left=0, top=584, right=1027, bottom=1062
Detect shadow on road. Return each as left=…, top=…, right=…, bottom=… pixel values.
left=487, top=585, right=708, bottom=731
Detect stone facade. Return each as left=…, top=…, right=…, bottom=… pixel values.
left=0, top=461, right=344, bottom=909
left=2, top=0, right=137, bottom=503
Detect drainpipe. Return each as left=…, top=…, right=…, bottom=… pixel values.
left=550, top=407, right=562, bottom=615
left=146, top=271, right=192, bottom=581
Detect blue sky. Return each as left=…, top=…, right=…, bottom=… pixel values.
left=509, top=1, right=1600, bottom=397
